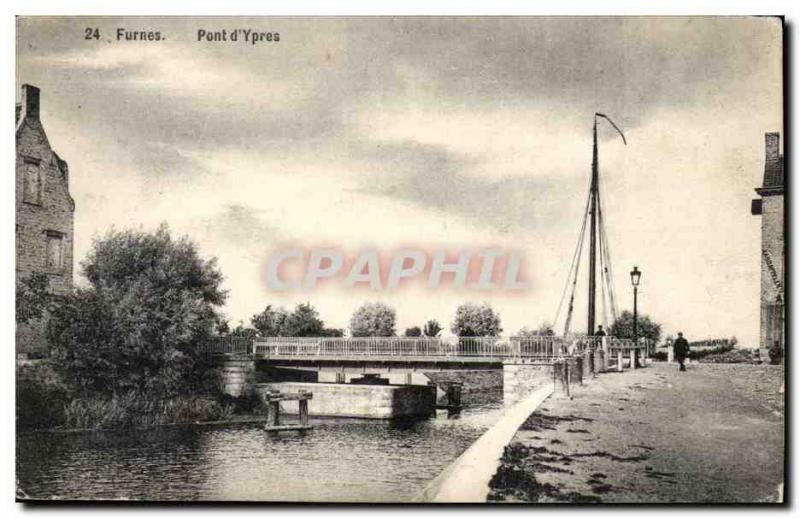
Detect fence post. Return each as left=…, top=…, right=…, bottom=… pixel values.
left=299, top=398, right=309, bottom=426
left=554, top=361, right=570, bottom=396
left=617, top=350, right=624, bottom=372
left=630, top=348, right=637, bottom=369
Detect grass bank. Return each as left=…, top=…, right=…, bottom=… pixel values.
left=16, top=360, right=249, bottom=431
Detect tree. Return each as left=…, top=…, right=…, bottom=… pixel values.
left=216, top=318, right=231, bottom=336
left=250, top=305, right=290, bottom=337
left=451, top=302, right=502, bottom=337
left=16, top=272, right=55, bottom=324
left=319, top=327, right=344, bottom=337
left=608, top=310, right=662, bottom=343
left=231, top=323, right=257, bottom=339
left=517, top=322, right=554, bottom=337
left=47, top=289, right=118, bottom=395
left=281, top=302, right=326, bottom=337
left=404, top=326, right=422, bottom=337
left=350, top=302, right=397, bottom=337
left=48, top=225, right=226, bottom=398
left=423, top=319, right=443, bottom=337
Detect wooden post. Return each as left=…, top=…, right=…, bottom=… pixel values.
left=269, top=401, right=281, bottom=426
left=261, top=389, right=314, bottom=432
left=555, top=361, right=570, bottom=397
left=630, top=349, right=637, bottom=369
left=593, top=348, right=604, bottom=375
left=584, top=350, right=593, bottom=380
left=299, top=399, right=309, bottom=426
left=617, top=350, right=624, bottom=371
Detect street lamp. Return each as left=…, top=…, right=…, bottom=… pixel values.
left=630, top=266, right=642, bottom=358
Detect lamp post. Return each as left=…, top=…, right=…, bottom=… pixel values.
left=630, top=266, right=642, bottom=357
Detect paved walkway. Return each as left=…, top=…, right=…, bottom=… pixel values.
left=489, top=362, right=784, bottom=503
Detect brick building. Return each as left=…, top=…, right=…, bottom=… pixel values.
left=15, top=84, right=75, bottom=355
left=751, top=132, right=784, bottom=355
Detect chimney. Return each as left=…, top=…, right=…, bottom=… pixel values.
left=765, top=132, right=780, bottom=167
left=20, top=84, right=40, bottom=121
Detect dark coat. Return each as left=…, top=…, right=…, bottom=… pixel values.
left=673, top=337, right=690, bottom=359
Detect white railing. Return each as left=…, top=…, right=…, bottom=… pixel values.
left=254, top=336, right=569, bottom=358
left=206, top=335, right=651, bottom=359
left=606, top=337, right=652, bottom=351
left=201, top=335, right=252, bottom=355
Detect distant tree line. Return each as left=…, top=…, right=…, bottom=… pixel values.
left=227, top=300, right=509, bottom=339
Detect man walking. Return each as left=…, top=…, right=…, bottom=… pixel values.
left=673, top=332, right=690, bottom=371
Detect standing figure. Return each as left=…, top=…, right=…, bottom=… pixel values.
left=673, top=332, right=690, bottom=371
left=594, top=325, right=606, bottom=352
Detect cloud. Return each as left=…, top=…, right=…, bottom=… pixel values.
left=204, top=204, right=281, bottom=249
left=354, top=139, right=577, bottom=234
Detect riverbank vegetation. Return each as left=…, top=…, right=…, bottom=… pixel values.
left=17, top=226, right=235, bottom=431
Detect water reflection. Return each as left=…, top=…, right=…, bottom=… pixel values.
left=17, top=375, right=504, bottom=502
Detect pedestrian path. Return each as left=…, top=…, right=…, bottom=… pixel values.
left=489, top=363, right=784, bottom=503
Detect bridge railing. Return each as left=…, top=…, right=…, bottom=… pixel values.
left=251, top=336, right=566, bottom=358
left=201, top=335, right=252, bottom=355
left=207, top=335, right=651, bottom=359
left=606, top=337, right=651, bottom=351
left=253, top=336, right=513, bottom=357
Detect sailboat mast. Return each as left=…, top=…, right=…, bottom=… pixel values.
left=588, top=115, right=598, bottom=335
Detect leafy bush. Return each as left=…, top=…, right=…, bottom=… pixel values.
left=697, top=348, right=755, bottom=364
left=16, top=272, right=55, bottom=325
left=423, top=319, right=443, bottom=337
left=350, top=302, right=397, bottom=337
left=688, top=344, right=734, bottom=360
left=608, top=311, right=661, bottom=343
left=404, top=326, right=422, bottom=337
left=517, top=322, right=555, bottom=337
left=689, top=338, right=738, bottom=349
left=47, top=225, right=226, bottom=399
left=652, top=351, right=668, bottom=361
left=451, top=302, right=502, bottom=337
left=282, top=302, right=328, bottom=337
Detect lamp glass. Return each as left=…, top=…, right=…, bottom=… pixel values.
left=630, top=266, right=641, bottom=287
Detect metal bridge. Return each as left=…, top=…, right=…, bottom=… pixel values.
left=203, top=335, right=650, bottom=364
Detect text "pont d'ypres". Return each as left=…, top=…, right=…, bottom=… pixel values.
left=197, top=29, right=280, bottom=45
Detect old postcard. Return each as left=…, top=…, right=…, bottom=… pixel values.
left=14, top=16, right=784, bottom=503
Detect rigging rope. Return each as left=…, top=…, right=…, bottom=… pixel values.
left=597, top=177, right=620, bottom=323
left=554, top=181, right=592, bottom=336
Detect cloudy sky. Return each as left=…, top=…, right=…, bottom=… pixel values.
left=16, top=16, right=782, bottom=344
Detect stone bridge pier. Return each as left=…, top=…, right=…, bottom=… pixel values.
left=217, top=357, right=256, bottom=397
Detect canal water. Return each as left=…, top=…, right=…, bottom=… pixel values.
left=17, top=374, right=504, bottom=502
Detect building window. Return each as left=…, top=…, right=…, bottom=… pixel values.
left=45, top=231, right=64, bottom=272
left=23, top=158, right=42, bottom=205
